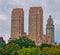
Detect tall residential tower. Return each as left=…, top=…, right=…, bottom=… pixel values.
left=10, top=8, right=24, bottom=39
left=29, top=7, right=43, bottom=44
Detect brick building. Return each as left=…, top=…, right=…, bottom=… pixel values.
left=29, top=7, right=43, bottom=45
left=10, top=8, right=24, bottom=40
left=10, top=7, right=55, bottom=45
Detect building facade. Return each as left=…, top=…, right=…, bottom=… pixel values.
left=10, top=7, right=55, bottom=45
left=10, top=8, right=24, bottom=40
left=0, top=37, right=5, bottom=43
left=46, top=15, right=54, bottom=43
left=29, top=7, right=43, bottom=44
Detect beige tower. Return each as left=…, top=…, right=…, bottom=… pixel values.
left=29, top=7, right=43, bottom=44
left=10, top=8, right=24, bottom=39
left=46, top=15, right=54, bottom=43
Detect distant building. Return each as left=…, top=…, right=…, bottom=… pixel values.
left=46, top=15, right=55, bottom=43
left=10, top=8, right=24, bottom=40
left=29, top=7, right=43, bottom=45
left=0, top=37, right=5, bottom=43
left=10, top=7, right=55, bottom=45
left=41, top=35, right=52, bottom=44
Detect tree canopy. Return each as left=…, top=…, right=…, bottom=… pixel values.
left=9, top=36, right=36, bottom=48
left=0, top=36, right=60, bottom=55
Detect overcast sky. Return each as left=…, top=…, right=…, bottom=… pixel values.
left=0, top=0, right=60, bottom=43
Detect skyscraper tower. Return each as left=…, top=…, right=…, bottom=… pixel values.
left=46, top=15, right=54, bottom=43
left=10, top=8, right=24, bottom=39
left=29, top=7, right=43, bottom=43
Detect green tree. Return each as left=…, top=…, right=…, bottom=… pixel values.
left=0, top=42, right=6, bottom=49
left=17, top=47, right=42, bottom=55
left=0, top=48, right=5, bottom=55
left=10, top=51, right=18, bottom=55
left=40, top=43, right=52, bottom=50
left=42, top=45, right=60, bottom=55
left=5, top=43, right=20, bottom=55
left=9, top=36, right=36, bottom=48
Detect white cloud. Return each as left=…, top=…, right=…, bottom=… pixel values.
left=0, top=0, right=2, bottom=4
left=3, top=34, right=10, bottom=43
left=8, top=0, right=23, bottom=5
left=54, top=19, right=60, bottom=30
left=12, top=0, right=20, bottom=4
left=54, top=19, right=60, bottom=25
left=0, top=0, right=2, bottom=2
left=0, top=14, right=7, bottom=20
left=0, top=27, right=10, bottom=43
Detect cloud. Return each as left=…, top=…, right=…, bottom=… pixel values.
left=12, top=0, right=20, bottom=4
left=8, top=0, right=25, bottom=6
left=54, top=19, right=60, bottom=25
left=9, top=0, right=20, bottom=4
left=3, top=33, right=10, bottom=43
left=54, top=19, right=60, bottom=29
left=0, top=0, right=2, bottom=2
left=0, top=14, right=7, bottom=20
left=0, top=27, right=10, bottom=43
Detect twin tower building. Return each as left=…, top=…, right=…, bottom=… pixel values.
left=10, top=7, right=55, bottom=45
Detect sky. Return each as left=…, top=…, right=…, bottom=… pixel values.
left=0, top=0, right=60, bottom=43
